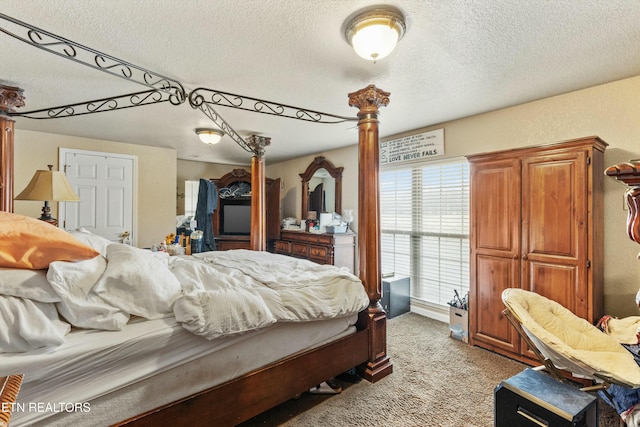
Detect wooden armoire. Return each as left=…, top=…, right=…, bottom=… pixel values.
left=467, top=136, right=607, bottom=364
left=211, top=168, right=281, bottom=251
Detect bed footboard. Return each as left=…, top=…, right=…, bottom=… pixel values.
left=114, top=329, right=369, bottom=427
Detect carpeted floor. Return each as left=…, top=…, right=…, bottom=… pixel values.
left=241, top=312, right=622, bottom=426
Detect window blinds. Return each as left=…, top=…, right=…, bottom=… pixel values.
left=380, top=158, right=470, bottom=307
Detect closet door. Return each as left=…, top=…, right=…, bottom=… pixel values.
left=470, top=158, right=521, bottom=354
left=521, top=149, right=588, bottom=318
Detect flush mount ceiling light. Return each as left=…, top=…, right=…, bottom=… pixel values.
left=345, top=8, right=406, bottom=61
left=196, top=128, right=224, bottom=145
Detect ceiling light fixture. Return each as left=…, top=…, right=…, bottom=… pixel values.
left=345, top=8, right=406, bottom=62
left=196, top=128, right=224, bottom=145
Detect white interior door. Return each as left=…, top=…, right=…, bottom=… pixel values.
left=59, top=148, right=137, bottom=245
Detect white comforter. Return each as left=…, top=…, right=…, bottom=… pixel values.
left=175, top=250, right=369, bottom=339
left=0, top=243, right=369, bottom=353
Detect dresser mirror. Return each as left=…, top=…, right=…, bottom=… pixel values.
left=300, top=156, right=343, bottom=220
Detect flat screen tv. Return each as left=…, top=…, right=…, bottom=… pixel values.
left=220, top=199, right=251, bottom=235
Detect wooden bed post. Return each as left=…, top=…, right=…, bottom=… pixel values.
left=0, top=85, right=25, bottom=213
left=248, top=135, right=271, bottom=251
left=349, top=85, right=393, bottom=382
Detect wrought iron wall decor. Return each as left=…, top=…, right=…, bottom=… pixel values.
left=0, top=13, right=357, bottom=156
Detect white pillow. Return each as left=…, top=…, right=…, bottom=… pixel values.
left=0, top=296, right=70, bottom=353
left=47, top=256, right=130, bottom=330
left=68, top=227, right=114, bottom=257
left=0, top=268, right=61, bottom=302
left=93, top=244, right=181, bottom=319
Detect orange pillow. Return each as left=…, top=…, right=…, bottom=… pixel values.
left=0, top=212, right=99, bottom=269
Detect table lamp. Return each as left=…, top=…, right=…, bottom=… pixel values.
left=15, top=165, right=80, bottom=226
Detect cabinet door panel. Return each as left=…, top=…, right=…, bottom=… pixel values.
left=472, top=255, right=519, bottom=353
left=470, top=158, right=520, bottom=352
left=521, top=150, right=588, bottom=317
left=473, top=161, right=520, bottom=254
left=523, top=154, right=584, bottom=259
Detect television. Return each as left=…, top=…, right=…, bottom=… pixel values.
left=220, top=198, right=251, bottom=235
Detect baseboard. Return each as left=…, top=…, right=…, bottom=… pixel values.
left=409, top=298, right=449, bottom=323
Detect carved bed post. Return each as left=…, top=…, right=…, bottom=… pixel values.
left=0, top=85, right=25, bottom=212
left=247, top=135, right=271, bottom=251
left=348, top=85, right=393, bottom=382
left=605, top=161, right=640, bottom=245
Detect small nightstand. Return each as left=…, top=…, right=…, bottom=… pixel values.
left=381, top=275, right=410, bottom=319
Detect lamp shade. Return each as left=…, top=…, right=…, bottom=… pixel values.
left=345, top=9, right=406, bottom=61
left=196, top=128, right=224, bottom=145
left=15, top=168, right=79, bottom=202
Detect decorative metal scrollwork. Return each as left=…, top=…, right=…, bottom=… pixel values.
left=0, top=13, right=186, bottom=105
left=190, top=90, right=251, bottom=153
left=12, top=89, right=170, bottom=119
left=1, top=12, right=358, bottom=157
left=189, top=87, right=356, bottom=124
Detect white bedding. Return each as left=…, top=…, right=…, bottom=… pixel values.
left=0, top=231, right=369, bottom=424
left=0, top=244, right=368, bottom=352
left=174, top=250, right=369, bottom=339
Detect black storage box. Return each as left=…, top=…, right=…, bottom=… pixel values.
left=381, top=275, right=410, bottom=319
left=494, top=368, right=597, bottom=427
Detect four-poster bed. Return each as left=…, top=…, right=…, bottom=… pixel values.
left=0, top=12, right=392, bottom=427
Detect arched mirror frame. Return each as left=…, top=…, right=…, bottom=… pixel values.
left=300, top=156, right=343, bottom=220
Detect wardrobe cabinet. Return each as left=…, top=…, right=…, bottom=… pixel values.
left=467, top=137, right=607, bottom=364
left=211, top=168, right=281, bottom=251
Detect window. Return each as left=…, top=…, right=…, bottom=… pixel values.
left=380, top=157, right=470, bottom=307
left=184, top=180, right=200, bottom=218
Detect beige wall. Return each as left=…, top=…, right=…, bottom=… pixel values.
left=13, top=130, right=176, bottom=249
left=269, top=75, right=640, bottom=317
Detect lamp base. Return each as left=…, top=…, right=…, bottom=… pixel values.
left=38, top=201, right=58, bottom=227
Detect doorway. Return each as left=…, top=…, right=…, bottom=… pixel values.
left=59, top=148, right=137, bottom=245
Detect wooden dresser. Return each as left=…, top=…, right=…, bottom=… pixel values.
left=275, top=230, right=356, bottom=273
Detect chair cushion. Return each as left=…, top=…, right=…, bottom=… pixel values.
left=502, top=288, right=640, bottom=388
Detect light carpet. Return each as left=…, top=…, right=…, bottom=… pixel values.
left=241, top=312, right=621, bottom=426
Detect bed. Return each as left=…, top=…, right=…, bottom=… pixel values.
left=0, top=218, right=373, bottom=426
left=0, top=16, right=393, bottom=426
left=0, top=92, right=392, bottom=427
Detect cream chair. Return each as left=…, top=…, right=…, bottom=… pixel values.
left=501, top=288, right=640, bottom=389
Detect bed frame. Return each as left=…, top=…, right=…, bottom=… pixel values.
left=0, top=82, right=392, bottom=425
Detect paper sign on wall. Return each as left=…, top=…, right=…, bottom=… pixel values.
left=380, top=129, right=444, bottom=166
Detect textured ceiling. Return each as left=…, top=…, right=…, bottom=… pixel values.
left=2, top=0, right=640, bottom=165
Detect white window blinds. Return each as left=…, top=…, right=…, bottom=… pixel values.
left=380, top=158, right=470, bottom=307
left=184, top=180, right=200, bottom=218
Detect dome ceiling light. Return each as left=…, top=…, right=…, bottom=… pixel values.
left=196, top=128, right=224, bottom=145
left=345, top=8, right=406, bottom=62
